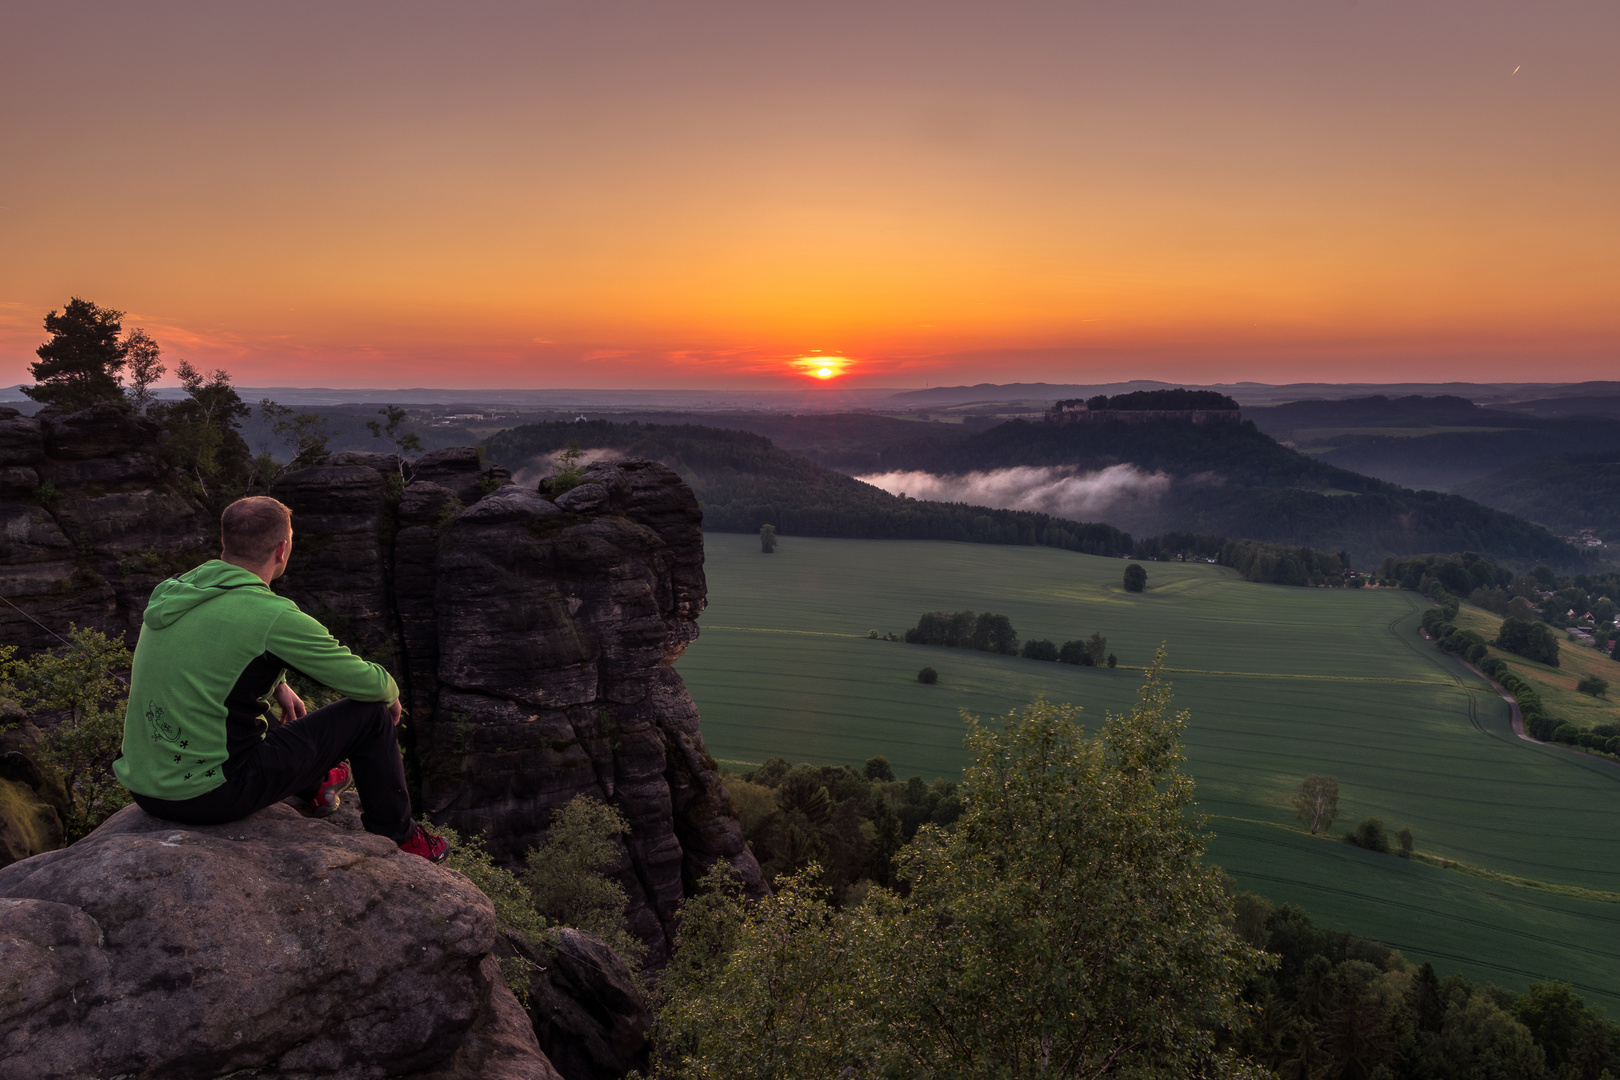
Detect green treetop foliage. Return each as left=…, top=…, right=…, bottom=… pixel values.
left=903, top=610, right=1018, bottom=654
left=23, top=298, right=131, bottom=411
left=758, top=523, right=777, bottom=553
left=1495, top=617, right=1561, bottom=667
left=523, top=794, right=645, bottom=973
left=1123, top=562, right=1148, bottom=592
left=121, top=328, right=165, bottom=415
left=3, top=626, right=133, bottom=840
left=1293, top=774, right=1340, bottom=835
left=366, top=405, right=424, bottom=474
left=258, top=400, right=334, bottom=478
left=151, top=361, right=252, bottom=502
left=653, top=654, right=1269, bottom=1079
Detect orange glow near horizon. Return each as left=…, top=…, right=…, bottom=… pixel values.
left=791, top=356, right=852, bottom=382
left=1, top=5, right=1617, bottom=389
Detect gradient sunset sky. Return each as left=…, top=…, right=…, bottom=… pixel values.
left=2, top=1, right=1616, bottom=389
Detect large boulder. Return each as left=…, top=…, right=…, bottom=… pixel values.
left=0, top=802, right=560, bottom=1079
left=515, top=928, right=652, bottom=1080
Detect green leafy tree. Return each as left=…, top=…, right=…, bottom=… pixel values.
left=523, top=794, right=644, bottom=971
left=366, top=404, right=424, bottom=476
left=1396, top=827, right=1414, bottom=858
left=122, top=328, right=165, bottom=415
left=1293, top=774, right=1340, bottom=835
left=1343, top=817, right=1391, bottom=853
left=1086, top=631, right=1108, bottom=666
left=917, top=666, right=938, bottom=684
left=542, top=440, right=588, bottom=495
left=8, top=626, right=133, bottom=839
left=258, top=399, right=333, bottom=478
left=1495, top=617, right=1560, bottom=667
left=759, top=524, right=777, bottom=553
left=1058, top=638, right=1094, bottom=666
left=23, top=298, right=129, bottom=410
left=654, top=653, right=1270, bottom=1078
left=151, top=361, right=251, bottom=501
left=861, top=755, right=894, bottom=783
left=1106, top=652, right=1118, bottom=669
left=1124, top=562, right=1148, bottom=592
left=1577, top=675, right=1608, bottom=697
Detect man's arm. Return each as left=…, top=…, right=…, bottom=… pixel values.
left=264, top=607, right=400, bottom=704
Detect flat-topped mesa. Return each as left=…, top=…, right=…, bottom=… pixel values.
left=271, top=454, right=763, bottom=966
left=1046, top=388, right=1242, bottom=426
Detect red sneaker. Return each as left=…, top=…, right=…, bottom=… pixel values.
left=399, top=825, right=448, bottom=863
left=309, top=763, right=352, bottom=817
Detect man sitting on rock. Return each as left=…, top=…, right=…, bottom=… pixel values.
left=113, top=495, right=447, bottom=861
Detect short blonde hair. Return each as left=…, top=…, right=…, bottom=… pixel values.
left=221, top=496, right=292, bottom=563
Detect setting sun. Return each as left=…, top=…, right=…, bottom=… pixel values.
left=791, top=355, right=851, bottom=381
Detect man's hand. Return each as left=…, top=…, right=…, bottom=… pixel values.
left=389, top=699, right=403, bottom=726
left=274, top=682, right=307, bottom=724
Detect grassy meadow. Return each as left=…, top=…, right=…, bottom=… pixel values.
left=1450, top=602, right=1620, bottom=731
left=677, top=533, right=1620, bottom=1010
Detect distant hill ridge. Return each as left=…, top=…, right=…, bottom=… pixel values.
left=1047, top=388, right=1241, bottom=425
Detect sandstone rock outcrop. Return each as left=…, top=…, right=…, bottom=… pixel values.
left=0, top=802, right=560, bottom=1079
left=271, top=456, right=764, bottom=965
left=513, top=928, right=653, bottom=1080
left=0, top=403, right=212, bottom=649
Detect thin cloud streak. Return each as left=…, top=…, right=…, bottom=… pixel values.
left=857, top=465, right=1172, bottom=521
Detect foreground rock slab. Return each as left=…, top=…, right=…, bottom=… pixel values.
left=0, top=802, right=559, bottom=1080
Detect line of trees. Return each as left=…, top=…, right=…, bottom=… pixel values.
left=903, top=610, right=1018, bottom=654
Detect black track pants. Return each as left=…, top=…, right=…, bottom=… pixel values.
left=131, top=698, right=413, bottom=844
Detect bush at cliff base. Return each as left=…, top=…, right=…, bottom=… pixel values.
left=651, top=651, right=1269, bottom=1079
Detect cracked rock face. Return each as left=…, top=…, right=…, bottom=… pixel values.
left=0, top=802, right=560, bottom=1080
left=0, top=403, right=212, bottom=649
left=272, top=457, right=764, bottom=965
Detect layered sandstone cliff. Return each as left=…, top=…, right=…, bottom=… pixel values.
left=269, top=455, right=762, bottom=964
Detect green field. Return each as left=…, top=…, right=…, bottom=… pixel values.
left=677, top=534, right=1620, bottom=1010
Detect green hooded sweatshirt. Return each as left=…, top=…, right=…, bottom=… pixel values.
left=115, top=560, right=399, bottom=801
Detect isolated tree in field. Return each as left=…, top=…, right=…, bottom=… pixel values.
left=1124, top=562, right=1148, bottom=592
left=1577, top=675, right=1608, bottom=697
left=1293, top=774, right=1340, bottom=835
left=24, top=298, right=130, bottom=410
left=122, top=328, right=165, bottom=415
left=1107, top=652, right=1118, bottom=668
left=1397, top=827, right=1414, bottom=859
left=759, top=524, right=777, bottom=553
left=917, top=666, right=938, bottom=684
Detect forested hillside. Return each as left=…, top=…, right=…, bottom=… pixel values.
left=1455, top=450, right=1620, bottom=539
left=483, top=420, right=1132, bottom=554
left=484, top=416, right=1575, bottom=569
left=1245, top=394, right=1620, bottom=491
left=876, top=417, right=1574, bottom=568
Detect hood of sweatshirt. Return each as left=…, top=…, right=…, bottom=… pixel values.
left=141, top=560, right=272, bottom=629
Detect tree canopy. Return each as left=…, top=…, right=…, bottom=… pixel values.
left=24, top=298, right=130, bottom=410
left=653, top=655, right=1269, bottom=1078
